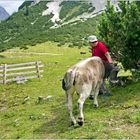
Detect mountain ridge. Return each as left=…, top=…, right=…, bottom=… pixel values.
left=0, top=6, right=9, bottom=21
left=0, top=0, right=117, bottom=51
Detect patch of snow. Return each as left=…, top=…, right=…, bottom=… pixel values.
left=42, top=0, right=63, bottom=23
left=50, top=10, right=104, bottom=29
left=42, top=0, right=119, bottom=29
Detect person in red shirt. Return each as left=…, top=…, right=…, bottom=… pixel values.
left=88, top=35, right=114, bottom=97
left=88, top=35, right=112, bottom=63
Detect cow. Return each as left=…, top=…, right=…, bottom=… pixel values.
left=62, top=56, right=116, bottom=126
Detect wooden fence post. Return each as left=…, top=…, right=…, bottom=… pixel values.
left=0, top=61, right=43, bottom=84
left=3, top=64, right=7, bottom=84
left=36, top=61, right=41, bottom=79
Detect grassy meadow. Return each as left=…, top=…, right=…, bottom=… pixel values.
left=0, top=42, right=140, bottom=139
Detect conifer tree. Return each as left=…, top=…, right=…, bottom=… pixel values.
left=98, top=1, right=140, bottom=69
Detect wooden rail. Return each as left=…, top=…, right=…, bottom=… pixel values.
left=0, top=61, right=44, bottom=84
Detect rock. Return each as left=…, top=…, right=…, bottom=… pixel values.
left=16, top=76, right=28, bottom=84
left=22, top=96, right=30, bottom=104
left=80, top=52, right=86, bottom=54
left=37, top=95, right=52, bottom=103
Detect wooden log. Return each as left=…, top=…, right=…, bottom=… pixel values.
left=6, top=65, right=44, bottom=72
left=6, top=61, right=42, bottom=68
left=36, top=61, right=41, bottom=79
left=6, top=75, right=43, bottom=83
left=6, top=70, right=44, bottom=77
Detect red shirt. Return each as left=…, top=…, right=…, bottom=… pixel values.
left=92, top=41, right=109, bottom=62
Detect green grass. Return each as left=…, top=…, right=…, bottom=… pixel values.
left=0, top=42, right=140, bottom=139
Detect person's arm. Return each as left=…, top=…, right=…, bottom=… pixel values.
left=100, top=42, right=113, bottom=63
left=105, top=52, right=113, bottom=63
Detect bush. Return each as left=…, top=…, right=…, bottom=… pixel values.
left=98, top=1, right=140, bottom=70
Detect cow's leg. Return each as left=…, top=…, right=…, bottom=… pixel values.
left=93, top=83, right=101, bottom=108
left=102, top=82, right=112, bottom=96
left=66, top=89, right=76, bottom=126
left=89, top=89, right=94, bottom=100
left=99, top=83, right=104, bottom=94
left=89, top=83, right=95, bottom=100
left=77, top=84, right=91, bottom=126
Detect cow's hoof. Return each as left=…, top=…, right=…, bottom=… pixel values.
left=77, top=117, right=84, bottom=126
left=99, top=89, right=104, bottom=95
left=93, top=104, right=98, bottom=108
left=78, top=121, right=83, bottom=126
left=89, top=95, right=94, bottom=100
left=70, top=121, right=76, bottom=126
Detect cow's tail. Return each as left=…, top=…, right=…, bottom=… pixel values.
left=62, top=69, right=76, bottom=91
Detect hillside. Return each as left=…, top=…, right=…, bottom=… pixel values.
left=0, top=1, right=100, bottom=52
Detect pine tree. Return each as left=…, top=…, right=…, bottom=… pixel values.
left=98, top=1, right=140, bottom=69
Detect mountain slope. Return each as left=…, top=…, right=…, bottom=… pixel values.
left=59, top=1, right=95, bottom=22
left=0, top=6, right=9, bottom=21
left=0, top=1, right=100, bottom=51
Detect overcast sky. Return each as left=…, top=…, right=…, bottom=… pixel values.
left=0, top=1, right=24, bottom=15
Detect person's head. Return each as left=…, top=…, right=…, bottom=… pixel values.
left=88, top=35, right=98, bottom=48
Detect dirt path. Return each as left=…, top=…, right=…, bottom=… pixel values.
left=3, top=52, right=63, bottom=56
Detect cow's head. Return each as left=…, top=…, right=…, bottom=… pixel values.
left=109, top=66, right=119, bottom=84
left=102, top=60, right=119, bottom=83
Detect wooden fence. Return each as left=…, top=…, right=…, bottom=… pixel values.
left=0, top=61, right=44, bottom=84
